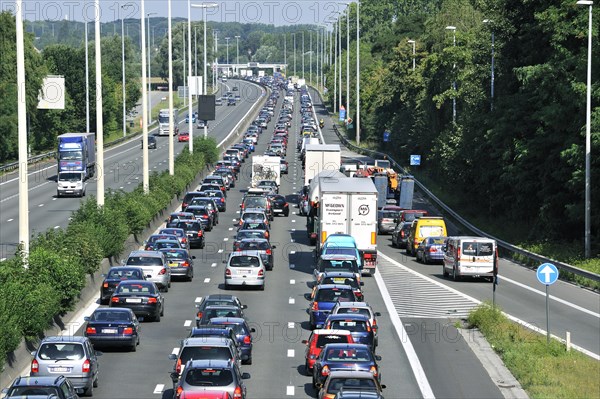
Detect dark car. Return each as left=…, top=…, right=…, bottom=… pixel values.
left=309, top=284, right=357, bottom=330
left=159, top=248, right=195, bottom=281
left=166, top=211, right=196, bottom=228
left=100, top=266, right=146, bottom=305
left=199, top=183, right=226, bottom=197
left=234, top=229, right=270, bottom=246
left=312, top=343, right=381, bottom=388
left=202, top=190, right=227, bottom=212
left=2, top=376, right=79, bottom=399
left=84, top=307, right=140, bottom=351
left=188, top=197, right=220, bottom=224
left=195, top=294, right=247, bottom=323
left=214, top=168, right=236, bottom=188
left=268, top=194, right=289, bottom=217
left=177, top=220, right=205, bottom=249
left=196, top=305, right=244, bottom=327
left=188, top=326, right=238, bottom=344
left=315, top=272, right=365, bottom=302
left=181, top=192, right=204, bottom=211
left=142, top=135, right=157, bottom=149
left=209, top=317, right=256, bottom=365
left=324, top=314, right=377, bottom=352
left=391, top=221, right=412, bottom=249
left=227, top=97, right=236, bottom=106
left=186, top=205, right=214, bottom=231
left=109, top=280, right=165, bottom=322
left=144, top=233, right=181, bottom=251
left=234, top=238, right=275, bottom=270
left=377, top=208, right=402, bottom=235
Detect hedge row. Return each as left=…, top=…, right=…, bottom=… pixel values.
left=0, top=137, right=218, bottom=371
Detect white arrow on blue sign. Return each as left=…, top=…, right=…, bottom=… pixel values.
left=410, top=155, right=421, bottom=166
left=536, top=263, right=559, bottom=285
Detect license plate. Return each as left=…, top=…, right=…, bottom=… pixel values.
left=103, top=328, right=118, bottom=334
left=126, top=298, right=142, bottom=303
left=51, top=367, right=70, bottom=373
left=169, top=263, right=179, bottom=267
left=273, top=209, right=282, bottom=212
left=333, top=278, right=347, bottom=283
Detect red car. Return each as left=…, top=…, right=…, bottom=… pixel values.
left=178, top=131, right=190, bottom=142
left=302, top=329, right=354, bottom=375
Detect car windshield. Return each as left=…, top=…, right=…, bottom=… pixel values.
left=324, top=248, right=356, bottom=257
left=243, top=213, right=264, bottom=221
left=239, top=241, right=269, bottom=251
left=237, top=231, right=265, bottom=240
left=58, top=172, right=82, bottom=181
left=316, top=289, right=354, bottom=302
left=462, top=241, right=494, bottom=256
left=325, top=348, right=372, bottom=362
left=403, top=212, right=426, bottom=222
left=328, top=378, right=376, bottom=394
left=127, top=256, right=162, bottom=266
left=229, top=256, right=260, bottom=267
left=382, top=211, right=399, bottom=219
left=107, top=268, right=142, bottom=279
left=243, top=197, right=267, bottom=208
left=92, top=310, right=131, bottom=322
left=184, top=368, right=233, bottom=386
left=322, top=277, right=359, bottom=289
left=38, top=343, right=84, bottom=360
left=162, top=250, right=187, bottom=259
left=203, top=308, right=241, bottom=319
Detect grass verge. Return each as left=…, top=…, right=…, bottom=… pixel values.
left=468, top=303, right=600, bottom=398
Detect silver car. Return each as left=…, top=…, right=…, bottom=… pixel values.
left=30, top=336, right=101, bottom=396
left=125, top=250, right=171, bottom=292
left=224, top=251, right=266, bottom=290
left=172, top=359, right=250, bottom=399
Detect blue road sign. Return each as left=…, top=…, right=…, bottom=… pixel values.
left=383, top=131, right=391, bottom=142
left=410, top=155, right=421, bottom=166
left=536, top=263, right=559, bottom=285
left=339, top=107, right=346, bottom=121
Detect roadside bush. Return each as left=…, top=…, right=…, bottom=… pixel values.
left=108, top=190, right=153, bottom=236
left=64, top=222, right=104, bottom=274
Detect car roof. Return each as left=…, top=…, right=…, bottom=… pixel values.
left=183, top=336, right=235, bottom=346
left=128, top=250, right=164, bottom=257
left=327, top=370, right=378, bottom=378
left=322, top=343, right=371, bottom=350
left=185, top=359, right=235, bottom=369
left=322, top=272, right=359, bottom=278
left=229, top=250, right=262, bottom=257
left=316, top=284, right=354, bottom=291
left=334, top=302, right=371, bottom=309
left=10, top=376, right=67, bottom=386
left=203, top=294, right=239, bottom=301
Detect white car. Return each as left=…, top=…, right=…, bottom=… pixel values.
left=224, top=251, right=266, bottom=290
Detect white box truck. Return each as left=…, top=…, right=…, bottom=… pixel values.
left=315, top=177, right=379, bottom=275
left=304, top=144, right=341, bottom=186
left=158, top=108, right=179, bottom=136
left=251, top=155, right=281, bottom=186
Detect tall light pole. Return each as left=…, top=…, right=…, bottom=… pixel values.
left=95, top=0, right=106, bottom=204
left=141, top=1, right=150, bottom=194
left=16, top=0, right=29, bottom=257
left=225, top=37, right=230, bottom=65
left=192, top=3, right=219, bottom=139
left=235, top=35, right=240, bottom=67
left=355, top=0, right=361, bottom=146
left=146, top=12, right=156, bottom=126
left=577, top=0, right=593, bottom=258
left=338, top=15, right=342, bottom=118
left=333, top=21, right=337, bottom=112
left=214, top=29, right=218, bottom=85
left=194, top=25, right=198, bottom=77
left=293, top=33, right=296, bottom=76
left=346, top=5, right=350, bottom=126
left=187, top=0, right=193, bottom=153
left=309, top=30, right=313, bottom=85
left=302, top=30, right=305, bottom=79
left=167, top=0, right=175, bottom=175
left=283, top=34, right=287, bottom=76
left=182, top=24, right=186, bottom=107
left=85, top=20, right=90, bottom=133
left=408, top=39, right=416, bottom=71
left=483, top=20, right=494, bottom=111
left=121, top=4, right=132, bottom=137
left=446, top=25, right=457, bottom=124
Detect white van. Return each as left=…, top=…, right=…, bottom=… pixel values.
left=442, top=236, right=497, bottom=281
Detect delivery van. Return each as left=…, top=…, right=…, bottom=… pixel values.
left=442, top=236, right=497, bottom=281
left=406, top=216, right=447, bottom=256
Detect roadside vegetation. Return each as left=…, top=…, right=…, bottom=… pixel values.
left=0, top=137, right=218, bottom=372
left=468, top=303, right=600, bottom=398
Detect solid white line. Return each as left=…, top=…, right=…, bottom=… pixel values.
left=217, top=85, right=266, bottom=148
left=290, top=279, right=296, bottom=285
left=211, top=263, right=217, bottom=267
left=223, top=238, right=229, bottom=241
left=195, top=297, right=202, bottom=303
left=498, top=275, right=600, bottom=318
left=218, top=249, right=224, bottom=253
left=184, top=320, right=192, bottom=327
left=54, top=226, right=60, bottom=229
left=153, top=384, right=164, bottom=394
left=374, top=268, right=435, bottom=399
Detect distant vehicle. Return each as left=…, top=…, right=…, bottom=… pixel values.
left=56, top=171, right=87, bottom=198
left=158, top=108, right=179, bottom=136
left=100, top=266, right=146, bottom=305
left=57, top=132, right=96, bottom=179
left=227, top=97, right=236, bottom=106
left=215, top=97, right=223, bottom=106
left=178, top=131, right=190, bottom=142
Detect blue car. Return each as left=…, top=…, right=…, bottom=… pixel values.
left=243, top=138, right=255, bottom=152
left=84, top=307, right=140, bottom=351
left=309, top=284, right=356, bottom=330
left=320, top=234, right=363, bottom=271
left=415, top=236, right=446, bottom=264
left=312, top=343, right=381, bottom=388
left=324, top=313, right=376, bottom=352
left=208, top=317, right=256, bottom=365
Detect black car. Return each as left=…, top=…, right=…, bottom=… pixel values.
left=235, top=238, right=275, bottom=270
left=214, top=168, right=236, bottom=188
left=312, top=343, right=381, bottom=388
left=268, top=194, right=289, bottom=217
left=195, top=305, right=244, bottom=327
left=185, top=205, right=214, bottom=231
left=109, top=280, right=165, bottom=322
left=176, top=220, right=205, bottom=249
left=195, top=294, right=247, bottom=323
left=234, top=229, right=270, bottom=247
left=188, top=197, right=220, bottom=224
left=227, top=97, right=236, bottom=106
left=148, top=135, right=157, bottom=149
left=3, top=376, right=79, bottom=399
left=208, top=317, right=257, bottom=365
left=181, top=191, right=204, bottom=210
left=391, top=221, right=412, bottom=249
left=84, top=307, right=140, bottom=351
left=202, top=190, right=227, bottom=212
left=100, top=266, right=146, bottom=305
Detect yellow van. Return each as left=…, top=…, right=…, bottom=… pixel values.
left=406, top=217, right=447, bottom=256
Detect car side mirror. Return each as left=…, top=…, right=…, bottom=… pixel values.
left=241, top=372, right=251, bottom=379
left=242, top=305, right=248, bottom=309
left=192, top=256, right=196, bottom=259
left=381, top=384, right=387, bottom=389
left=170, top=372, right=179, bottom=381
left=272, top=245, right=276, bottom=249
left=30, top=350, right=37, bottom=356
left=250, top=327, right=256, bottom=333
left=375, top=312, right=381, bottom=317
left=375, top=355, right=382, bottom=361
left=442, top=245, right=447, bottom=252
left=301, top=340, right=308, bottom=344
left=84, top=316, right=90, bottom=322
left=168, top=354, right=177, bottom=360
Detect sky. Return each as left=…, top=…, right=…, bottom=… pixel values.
left=1, top=0, right=351, bottom=26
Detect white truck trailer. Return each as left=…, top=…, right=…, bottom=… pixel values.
left=303, top=144, right=341, bottom=186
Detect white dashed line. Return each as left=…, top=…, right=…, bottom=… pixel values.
left=223, top=238, right=229, bottom=241
left=171, top=347, right=179, bottom=355
left=287, top=322, right=295, bottom=329
left=232, top=218, right=237, bottom=221
left=292, top=220, right=296, bottom=223
left=228, top=227, right=233, bottom=231
left=211, top=263, right=217, bottom=267
left=184, top=320, right=192, bottom=327
left=195, top=297, right=202, bottom=303
left=290, top=279, right=295, bottom=284
left=7, top=218, right=13, bottom=222
left=204, top=278, right=210, bottom=283
left=153, top=384, right=164, bottom=394
left=218, top=249, right=224, bottom=253
left=120, top=186, right=124, bottom=189
left=287, top=349, right=295, bottom=357
left=236, top=210, right=240, bottom=214
left=52, top=198, right=57, bottom=201
left=289, top=297, right=295, bottom=304
left=38, top=203, right=44, bottom=207
left=0, top=258, right=6, bottom=262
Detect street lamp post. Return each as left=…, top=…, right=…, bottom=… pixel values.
left=333, top=21, right=337, bottom=112
left=577, top=0, right=593, bottom=258
left=355, top=0, right=361, bottom=146
left=446, top=25, right=457, bottom=124
left=141, top=1, right=150, bottom=194
left=146, top=12, right=156, bottom=126
left=192, top=3, right=219, bottom=139
left=309, top=30, right=312, bottom=86
left=293, top=33, right=296, bottom=76
left=95, top=0, right=106, bottom=204
left=346, top=5, right=350, bottom=126
left=167, top=0, right=174, bottom=175
left=483, top=19, right=494, bottom=111
left=121, top=4, right=132, bottom=137
left=187, top=0, right=193, bottom=153
left=408, top=39, right=416, bottom=71
left=235, top=35, right=240, bottom=67
left=85, top=21, right=90, bottom=132
left=225, top=37, right=230, bottom=66
left=302, top=30, right=305, bottom=79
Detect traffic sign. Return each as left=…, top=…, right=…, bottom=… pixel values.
left=410, top=155, right=421, bottom=166
left=339, top=106, right=346, bottom=121
left=536, top=263, right=559, bottom=285
left=383, top=131, right=391, bottom=142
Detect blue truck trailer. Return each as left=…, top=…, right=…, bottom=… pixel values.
left=57, top=133, right=96, bottom=179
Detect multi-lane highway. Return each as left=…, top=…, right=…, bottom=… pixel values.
left=0, top=80, right=265, bottom=261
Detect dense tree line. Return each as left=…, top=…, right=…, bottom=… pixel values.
left=320, top=0, right=599, bottom=248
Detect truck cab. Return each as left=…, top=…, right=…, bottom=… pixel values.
left=57, top=171, right=86, bottom=197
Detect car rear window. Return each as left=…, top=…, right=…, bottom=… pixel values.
left=323, top=248, right=356, bottom=257
left=127, top=256, right=163, bottom=266
left=462, top=241, right=494, bottom=257
left=337, top=308, right=371, bottom=317
left=180, top=347, right=232, bottom=364
left=328, top=378, right=376, bottom=394
left=322, top=277, right=359, bottom=289
left=243, top=197, right=267, bottom=208
left=203, top=308, right=240, bottom=319
left=316, top=289, right=355, bottom=302
left=316, top=334, right=350, bottom=347
left=403, top=212, right=427, bottom=222
left=162, top=250, right=186, bottom=259
left=325, top=348, right=371, bottom=362
left=239, top=241, right=269, bottom=251
left=229, top=256, right=260, bottom=267
left=329, top=320, right=369, bottom=332
left=418, top=225, right=445, bottom=238
left=38, top=343, right=84, bottom=360
left=320, top=260, right=359, bottom=274
left=184, top=368, right=233, bottom=386
left=382, top=211, right=399, bottom=219
left=9, top=386, right=61, bottom=396
left=107, top=268, right=142, bottom=279
left=92, top=310, right=131, bottom=322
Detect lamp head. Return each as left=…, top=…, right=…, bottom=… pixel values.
left=445, top=25, right=456, bottom=31
left=576, top=0, right=593, bottom=5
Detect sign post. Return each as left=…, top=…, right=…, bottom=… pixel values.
left=536, top=262, right=559, bottom=344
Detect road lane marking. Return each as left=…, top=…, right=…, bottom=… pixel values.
left=290, top=239, right=295, bottom=242
left=204, top=278, right=210, bottom=283
left=292, top=229, right=296, bottom=232
left=7, top=219, right=13, bottom=222
left=153, top=384, right=164, bottom=394
left=184, top=320, right=192, bottom=327
left=195, top=297, right=202, bottom=303
left=232, top=218, right=237, bottom=221
left=54, top=226, right=60, bottom=229
left=287, top=349, right=295, bottom=357
left=38, top=203, right=44, bottom=207
left=287, top=322, right=295, bottom=329
left=211, top=263, right=217, bottom=267
left=229, top=227, right=233, bottom=231
left=286, top=386, right=294, bottom=396
left=218, top=249, right=224, bottom=253
left=290, top=279, right=295, bottom=284
left=223, top=238, right=229, bottom=241
left=52, top=198, right=57, bottom=201
left=292, top=220, right=296, bottom=223
left=289, top=297, right=295, bottom=304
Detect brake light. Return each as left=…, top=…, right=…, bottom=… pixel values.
left=182, top=238, right=187, bottom=243
left=233, top=386, right=243, bottom=399
left=221, top=198, right=225, bottom=203
left=312, top=302, right=319, bottom=311
left=457, top=246, right=461, bottom=259
left=284, top=203, right=289, bottom=207
left=176, top=358, right=182, bottom=373
left=103, top=282, right=108, bottom=288
left=31, top=359, right=39, bottom=373
left=123, top=327, right=134, bottom=335
left=86, top=327, right=96, bottom=335
left=265, top=249, right=272, bottom=255
left=401, top=230, right=406, bottom=238
left=225, top=269, right=232, bottom=276
left=370, top=365, right=378, bottom=377
left=82, top=359, right=91, bottom=373
left=182, top=202, right=188, bottom=209
left=202, top=215, right=209, bottom=219
left=175, top=386, right=183, bottom=398
left=159, top=268, right=168, bottom=275
left=181, top=261, right=190, bottom=267
left=265, top=232, right=269, bottom=238
left=147, top=297, right=157, bottom=304
left=366, top=324, right=371, bottom=332
left=236, top=248, right=242, bottom=251
left=363, top=253, right=373, bottom=259
left=372, top=318, right=378, bottom=328
left=243, top=335, right=251, bottom=344
left=258, top=269, right=264, bottom=276
left=429, top=247, right=437, bottom=253
left=111, top=297, right=120, bottom=303
left=321, top=365, right=330, bottom=376
left=197, top=231, right=203, bottom=237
